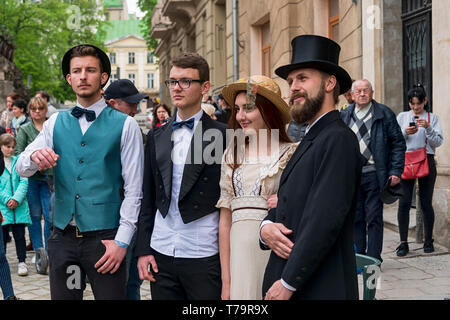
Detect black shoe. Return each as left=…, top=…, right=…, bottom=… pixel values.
left=396, top=242, right=409, bottom=257
left=6, top=295, right=18, bottom=300
left=424, top=239, right=434, bottom=253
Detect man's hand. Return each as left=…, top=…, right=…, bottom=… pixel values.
left=267, top=194, right=278, bottom=209
left=261, top=223, right=293, bottom=259
left=7, top=199, right=18, bottom=209
left=137, top=255, right=158, bottom=282
left=264, top=280, right=294, bottom=300
left=94, top=240, right=127, bottom=274
left=30, top=147, right=59, bottom=171
left=390, top=175, right=401, bottom=186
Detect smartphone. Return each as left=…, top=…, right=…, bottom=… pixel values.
left=409, top=121, right=416, bottom=127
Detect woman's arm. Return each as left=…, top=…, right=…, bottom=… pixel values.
left=218, top=207, right=232, bottom=300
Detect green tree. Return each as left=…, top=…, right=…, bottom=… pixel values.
left=137, top=0, right=158, bottom=54
left=0, top=0, right=108, bottom=102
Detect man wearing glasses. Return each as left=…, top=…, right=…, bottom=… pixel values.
left=135, top=52, right=227, bottom=299
left=341, top=79, right=405, bottom=263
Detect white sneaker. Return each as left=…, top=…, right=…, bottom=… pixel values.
left=18, top=262, right=28, bottom=276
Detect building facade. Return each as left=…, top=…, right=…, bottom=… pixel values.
left=151, top=0, right=450, bottom=250
left=104, top=0, right=160, bottom=114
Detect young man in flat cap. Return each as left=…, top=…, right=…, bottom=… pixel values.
left=260, top=35, right=363, bottom=300
left=16, top=44, right=144, bottom=300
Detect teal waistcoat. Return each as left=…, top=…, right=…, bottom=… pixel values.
left=53, top=106, right=127, bottom=232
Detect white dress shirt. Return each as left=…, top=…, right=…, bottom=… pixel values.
left=16, top=98, right=144, bottom=245
left=150, top=109, right=220, bottom=258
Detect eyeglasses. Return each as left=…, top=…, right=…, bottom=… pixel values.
left=30, top=107, right=45, bottom=111
left=353, top=88, right=371, bottom=95
left=164, top=78, right=204, bottom=89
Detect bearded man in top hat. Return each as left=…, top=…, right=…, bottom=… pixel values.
left=260, top=35, right=363, bottom=300
left=16, top=44, right=144, bottom=300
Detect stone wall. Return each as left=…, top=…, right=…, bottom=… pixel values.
left=0, top=56, right=29, bottom=113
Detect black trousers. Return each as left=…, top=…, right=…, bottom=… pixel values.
left=47, top=226, right=126, bottom=300
left=2, top=224, right=26, bottom=263
left=150, top=249, right=221, bottom=300
left=354, top=171, right=384, bottom=261
left=397, top=154, right=437, bottom=242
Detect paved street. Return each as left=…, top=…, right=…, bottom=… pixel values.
left=3, top=210, right=450, bottom=300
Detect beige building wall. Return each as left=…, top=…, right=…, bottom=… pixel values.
left=151, top=0, right=231, bottom=105
left=105, top=1, right=129, bottom=20
left=432, top=0, right=450, bottom=249
left=105, top=36, right=160, bottom=113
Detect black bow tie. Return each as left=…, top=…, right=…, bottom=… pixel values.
left=71, top=106, right=96, bottom=122
left=171, top=118, right=195, bottom=131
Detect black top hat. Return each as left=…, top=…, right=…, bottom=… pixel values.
left=104, top=79, right=149, bottom=103
left=380, top=177, right=404, bottom=204
left=275, top=35, right=352, bottom=94
left=62, top=44, right=111, bottom=88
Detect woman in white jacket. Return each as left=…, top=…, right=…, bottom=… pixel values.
left=395, top=84, right=443, bottom=256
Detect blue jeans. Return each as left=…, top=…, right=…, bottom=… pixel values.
left=0, top=224, right=15, bottom=299
left=26, top=179, right=51, bottom=250
left=125, top=233, right=143, bottom=300
left=354, top=171, right=384, bottom=262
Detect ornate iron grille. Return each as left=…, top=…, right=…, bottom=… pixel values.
left=401, top=0, right=432, bottom=111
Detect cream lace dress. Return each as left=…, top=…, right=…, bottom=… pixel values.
left=216, top=142, right=299, bottom=300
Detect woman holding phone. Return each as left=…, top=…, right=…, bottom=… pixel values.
left=395, top=84, right=443, bottom=256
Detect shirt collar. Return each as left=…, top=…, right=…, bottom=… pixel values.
left=176, top=109, right=204, bottom=128
left=355, top=101, right=372, bottom=113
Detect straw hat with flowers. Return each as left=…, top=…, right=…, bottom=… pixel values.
left=221, top=75, right=291, bottom=125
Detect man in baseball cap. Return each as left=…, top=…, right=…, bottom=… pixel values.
left=104, top=79, right=149, bottom=117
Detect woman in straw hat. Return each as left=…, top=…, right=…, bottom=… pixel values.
left=216, top=75, right=298, bottom=300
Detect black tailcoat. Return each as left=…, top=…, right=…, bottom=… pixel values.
left=135, top=112, right=227, bottom=256
left=261, top=110, right=363, bottom=300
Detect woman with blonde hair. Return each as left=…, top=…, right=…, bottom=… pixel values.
left=15, top=97, right=52, bottom=257
left=216, top=75, right=298, bottom=300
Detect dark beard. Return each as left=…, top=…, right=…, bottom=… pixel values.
left=290, top=82, right=325, bottom=124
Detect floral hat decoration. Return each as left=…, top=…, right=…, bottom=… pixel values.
left=221, top=75, right=291, bottom=125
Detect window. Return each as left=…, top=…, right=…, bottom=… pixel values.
left=261, top=22, right=271, bottom=77
left=110, top=73, right=118, bottom=83
left=110, top=52, right=116, bottom=65
left=328, top=0, right=339, bottom=41
left=147, top=52, right=154, bottom=64
left=129, top=74, right=135, bottom=84
left=128, top=52, right=135, bottom=64
left=147, top=73, right=154, bottom=89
